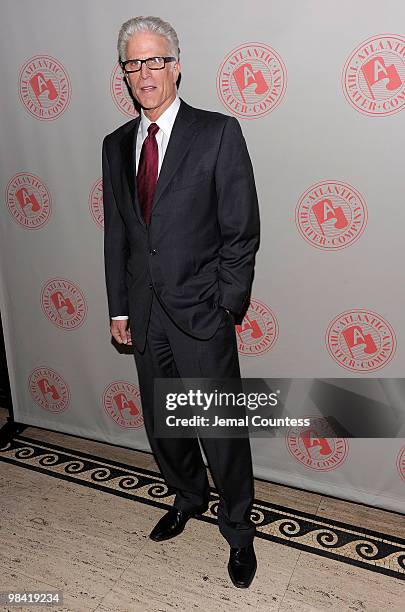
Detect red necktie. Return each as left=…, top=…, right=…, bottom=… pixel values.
left=137, top=122, right=159, bottom=226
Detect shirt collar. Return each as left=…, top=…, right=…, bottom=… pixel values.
left=140, top=94, right=180, bottom=140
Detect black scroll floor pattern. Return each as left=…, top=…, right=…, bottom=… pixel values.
left=0, top=434, right=404, bottom=581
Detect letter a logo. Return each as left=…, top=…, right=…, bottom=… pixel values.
left=50, top=291, right=75, bottom=316
left=114, top=392, right=140, bottom=416
left=233, top=62, right=269, bottom=102
left=37, top=377, right=60, bottom=400
left=312, top=198, right=348, bottom=233
left=362, top=56, right=401, bottom=93
left=15, top=187, right=41, bottom=213
left=301, top=429, right=332, bottom=457
left=30, top=72, right=58, bottom=104
left=342, top=325, right=377, bottom=356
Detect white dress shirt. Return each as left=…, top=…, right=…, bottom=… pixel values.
left=112, top=94, right=181, bottom=321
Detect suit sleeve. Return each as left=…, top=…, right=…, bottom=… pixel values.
left=215, top=117, right=260, bottom=314
left=102, top=137, right=130, bottom=319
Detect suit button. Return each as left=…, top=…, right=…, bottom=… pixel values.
left=148, top=282, right=153, bottom=289
left=150, top=248, right=157, bottom=255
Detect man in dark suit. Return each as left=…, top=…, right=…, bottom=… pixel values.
left=103, top=16, right=260, bottom=588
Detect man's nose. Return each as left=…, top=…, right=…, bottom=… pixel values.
left=140, top=62, right=153, bottom=78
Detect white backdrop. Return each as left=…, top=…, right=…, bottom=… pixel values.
left=1, top=0, right=404, bottom=513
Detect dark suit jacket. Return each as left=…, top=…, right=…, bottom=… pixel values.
left=102, top=98, right=260, bottom=352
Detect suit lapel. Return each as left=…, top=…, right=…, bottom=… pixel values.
left=151, top=99, right=199, bottom=213
left=120, top=115, right=145, bottom=227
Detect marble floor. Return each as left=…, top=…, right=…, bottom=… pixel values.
left=0, top=406, right=404, bottom=612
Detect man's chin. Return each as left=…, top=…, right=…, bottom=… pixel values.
left=138, top=100, right=158, bottom=111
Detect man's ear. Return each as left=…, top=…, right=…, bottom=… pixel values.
left=174, top=60, right=181, bottom=79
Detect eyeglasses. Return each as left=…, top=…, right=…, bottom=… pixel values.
left=120, top=56, right=177, bottom=73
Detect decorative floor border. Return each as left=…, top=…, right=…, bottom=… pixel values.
left=1, top=434, right=404, bottom=581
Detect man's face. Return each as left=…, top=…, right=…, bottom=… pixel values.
left=124, top=31, right=180, bottom=119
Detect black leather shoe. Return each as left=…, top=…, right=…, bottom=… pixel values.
left=228, top=543, right=257, bottom=588
left=149, top=504, right=208, bottom=542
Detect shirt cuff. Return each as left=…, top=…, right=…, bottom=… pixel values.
left=111, top=315, right=129, bottom=320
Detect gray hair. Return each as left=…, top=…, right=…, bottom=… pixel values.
left=117, top=16, right=180, bottom=62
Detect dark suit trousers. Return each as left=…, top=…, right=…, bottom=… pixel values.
left=133, top=290, right=256, bottom=548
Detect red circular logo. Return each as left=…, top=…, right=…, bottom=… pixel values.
left=5, top=173, right=52, bottom=229
left=28, top=367, right=70, bottom=413
left=89, top=178, right=103, bottom=229
left=236, top=298, right=278, bottom=356
left=396, top=445, right=405, bottom=482
left=217, top=42, right=287, bottom=119
left=41, top=278, right=87, bottom=330
left=286, top=416, right=349, bottom=471
left=295, top=180, right=367, bottom=250
left=18, top=55, right=71, bottom=120
left=103, top=381, right=144, bottom=428
left=326, top=309, right=396, bottom=372
left=342, top=34, right=405, bottom=117
left=110, top=63, right=139, bottom=117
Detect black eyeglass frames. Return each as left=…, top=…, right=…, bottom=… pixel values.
left=120, top=56, right=177, bottom=73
